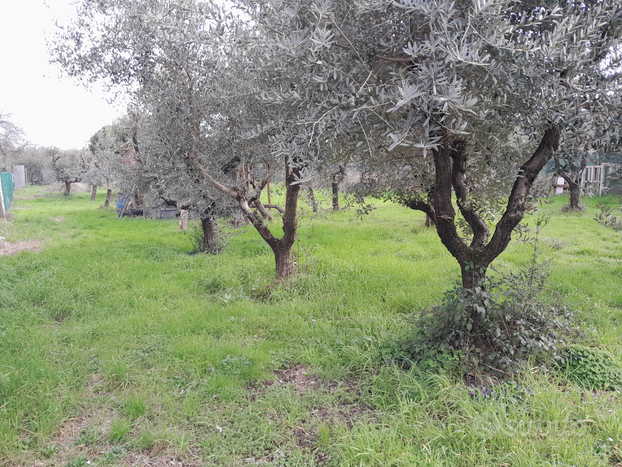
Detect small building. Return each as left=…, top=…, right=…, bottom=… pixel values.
left=546, top=153, right=622, bottom=196
left=12, top=165, right=26, bottom=189
left=581, top=162, right=622, bottom=195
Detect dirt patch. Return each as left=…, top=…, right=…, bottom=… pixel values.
left=274, top=365, right=322, bottom=393
left=17, top=407, right=113, bottom=467
left=266, top=365, right=374, bottom=465
left=292, top=425, right=322, bottom=460
left=20, top=403, right=201, bottom=467
left=47, top=182, right=89, bottom=193
left=312, top=403, right=374, bottom=428
left=0, top=239, right=42, bottom=256
left=50, top=216, right=65, bottom=222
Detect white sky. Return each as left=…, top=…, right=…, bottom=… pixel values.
left=0, top=0, right=122, bottom=150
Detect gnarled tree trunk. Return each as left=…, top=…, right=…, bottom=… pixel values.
left=265, top=159, right=301, bottom=278
left=408, top=127, right=560, bottom=290
left=236, top=157, right=301, bottom=279
left=104, top=188, right=112, bottom=208
left=273, top=242, right=295, bottom=278
left=201, top=216, right=219, bottom=254
left=91, top=185, right=97, bottom=202
left=64, top=181, right=72, bottom=196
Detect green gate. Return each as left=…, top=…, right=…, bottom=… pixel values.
left=1, top=172, right=14, bottom=213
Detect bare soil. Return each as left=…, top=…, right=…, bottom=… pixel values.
left=268, top=365, right=374, bottom=465
left=0, top=239, right=42, bottom=256
left=274, top=365, right=323, bottom=393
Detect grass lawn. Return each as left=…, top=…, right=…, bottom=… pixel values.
left=0, top=186, right=621, bottom=466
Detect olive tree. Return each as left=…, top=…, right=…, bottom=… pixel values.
left=89, top=122, right=134, bottom=206
left=51, top=0, right=308, bottom=277
left=50, top=147, right=92, bottom=196
left=0, top=113, right=26, bottom=170
left=247, top=0, right=622, bottom=288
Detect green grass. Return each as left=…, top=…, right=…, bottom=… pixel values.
left=0, top=186, right=621, bottom=466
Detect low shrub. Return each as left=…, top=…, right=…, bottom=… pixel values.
left=393, top=259, right=578, bottom=375
left=557, top=345, right=622, bottom=390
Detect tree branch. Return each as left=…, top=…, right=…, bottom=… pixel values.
left=402, top=198, right=436, bottom=224
left=264, top=204, right=285, bottom=215
left=432, top=138, right=469, bottom=262
left=449, top=141, right=489, bottom=248
left=483, top=127, right=561, bottom=264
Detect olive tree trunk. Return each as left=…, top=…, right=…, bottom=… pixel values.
left=408, top=128, right=560, bottom=290
left=252, top=158, right=301, bottom=279
left=332, top=181, right=339, bottom=211
left=91, top=185, right=97, bottom=202
left=104, top=188, right=113, bottom=208
left=306, top=186, right=318, bottom=213
left=331, top=164, right=346, bottom=211
left=560, top=155, right=586, bottom=211
left=237, top=158, right=301, bottom=278
left=189, top=146, right=301, bottom=279
left=201, top=216, right=219, bottom=254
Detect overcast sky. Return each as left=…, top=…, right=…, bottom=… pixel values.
left=0, top=0, right=122, bottom=150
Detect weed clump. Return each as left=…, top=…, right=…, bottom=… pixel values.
left=393, top=260, right=577, bottom=376
left=557, top=345, right=622, bottom=390
left=392, top=217, right=579, bottom=376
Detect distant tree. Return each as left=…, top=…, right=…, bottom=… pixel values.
left=6, top=146, right=51, bottom=184
left=553, top=150, right=589, bottom=212
left=51, top=0, right=308, bottom=276
left=0, top=113, right=26, bottom=170
left=50, top=148, right=90, bottom=196
left=89, top=122, right=132, bottom=206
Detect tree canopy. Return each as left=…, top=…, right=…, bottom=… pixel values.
left=50, top=0, right=622, bottom=283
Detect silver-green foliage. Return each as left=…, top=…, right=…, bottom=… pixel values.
left=595, top=199, right=622, bottom=232
left=251, top=0, right=622, bottom=158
